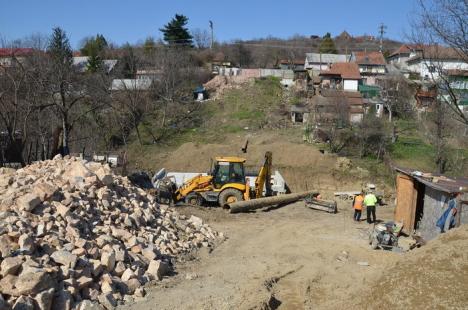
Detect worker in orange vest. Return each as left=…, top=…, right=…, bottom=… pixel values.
left=352, top=192, right=364, bottom=222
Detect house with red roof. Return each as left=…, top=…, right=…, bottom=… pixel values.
left=0, top=48, right=34, bottom=67
left=387, top=44, right=423, bottom=68
left=350, top=51, right=386, bottom=85
left=319, top=62, right=361, bottom=91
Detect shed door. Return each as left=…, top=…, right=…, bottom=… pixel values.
left=394, top=174, right=418, bottom=233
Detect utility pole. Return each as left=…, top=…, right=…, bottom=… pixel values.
left=209, top=20, right=214, bottom=49
left=378, top=23, right=387, bottom=53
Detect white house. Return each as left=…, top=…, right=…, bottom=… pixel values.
left=406, top=46, right=468, bottom=80
left=304, top=53, right=350, bottom=71
left=387, top=44, right=423, bottom=69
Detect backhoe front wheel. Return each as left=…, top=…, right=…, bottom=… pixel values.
left=219, top=189, right=243, bottom=208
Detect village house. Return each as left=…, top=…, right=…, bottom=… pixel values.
left=406, top=46, right=468, bottom=80
left=394, top=167, right=468, bottom=240
left=387, top=44, right=423, bottom=69
left=72, top=56, right=118, bottom=73
left=319, top=62, right=362, bottom=92
left=0, top=48, right=34, bottom=67
left=446, top=69, right=468, bottom=112
left=350, top=51, right=386, bottom=85
left=311, top=89, right=364, bottom=125
left=304, top=53, right=350, bottom=71
left=278, top=59, right=305, bottom=71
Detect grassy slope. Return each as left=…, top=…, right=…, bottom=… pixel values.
left=125, top=77, right=467, bottom=180
left=125, top=77, right=283, bottom=170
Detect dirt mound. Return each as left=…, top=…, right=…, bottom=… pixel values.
left=154, top=134, right=362, bottom=195
left=357, top=225, right=468, bottom=309
left=203, top=75, right=253, bottom=100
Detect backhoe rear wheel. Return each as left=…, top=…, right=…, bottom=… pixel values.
left=219, top=188, right=243, bottom=208
left=185, top=193, right=203, bottom=206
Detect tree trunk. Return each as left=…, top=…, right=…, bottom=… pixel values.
left=62, top=113, right=70, bottom=155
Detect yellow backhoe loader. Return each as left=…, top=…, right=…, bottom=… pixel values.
left=155, top=152, right=273, bottom=207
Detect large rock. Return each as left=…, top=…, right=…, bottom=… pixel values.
left=18, top=234, right=35, bottom=253
left=146, top=260, right=170, bottom=281
left=50, top=251, right=77, bottom=268
left=97, top=293, right=117, bottom=310
left=77, top=300, right=104, bottom=310
left=0, top=256, right=23, bottom=276
left=13, top=295, right=35, bottom=310
left=51, top=290, right=72, bottom=310
left=33, top=288, right=55, bottom=310
left=16, top=194, right=41, bottom=212
left=33, top=182, right=58, bottom=202
left=62, top=161, right=93, bottom=185
left=0, top=234, right=18, bottom=258
left=100, top=251, right=115, bottom=272
left=0, top=270, right=55, bottom=296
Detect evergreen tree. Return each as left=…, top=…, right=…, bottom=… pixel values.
left=319, top=32, right=338, bottom=54
left=80, top=34, right=108, bottom=72
left=160, top=14, right=193, bottom=46
left=48, top=27, right=73, bottom=66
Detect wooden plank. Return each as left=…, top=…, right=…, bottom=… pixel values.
left=394, top=173, right=417, bottom=233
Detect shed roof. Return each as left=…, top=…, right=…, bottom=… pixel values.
left=305, top=53, right=349, bottom=64
left=395, top=167, right=468, bottom=194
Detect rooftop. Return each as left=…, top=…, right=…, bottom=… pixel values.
left=319, top=62, right=361, bottom=79
left=395, top=167, right=468, bottom=194
left=407, top=45, right=465, bottom=62
left=0, top=48, right=35, bottom=57
left=305, top=53, right=349, bottom=64
left=352, top=51, right=386, bottom=65
left=388, top=44, right=423, bottom=57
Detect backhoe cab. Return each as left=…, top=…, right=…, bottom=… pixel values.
left=162, top=152, right=273, bottom=207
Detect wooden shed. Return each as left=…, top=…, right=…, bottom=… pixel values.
left=394, top=167, right=468, bottom=240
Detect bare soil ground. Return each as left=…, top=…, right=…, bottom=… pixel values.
left=121, top=131, right=468, bottom=309
left=121, top=200, right=399, bottom=310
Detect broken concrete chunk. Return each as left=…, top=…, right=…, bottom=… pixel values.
left=100, top=251, right=116, bottom=272
left=50, top=250, right=77, bottom=269
left=0, top=256, right=23, bottom=276
left=146, top=260, right=170, bottom=281
left=33, top=287, right=55, bottom=310
left=13, top=295, right=35, bottom=310
left=16, top=193, right=41, bottom=212
left=97, top=293, right=117, bottom=310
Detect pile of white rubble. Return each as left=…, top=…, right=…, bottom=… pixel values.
left=0, top=156, right=219, bottom=310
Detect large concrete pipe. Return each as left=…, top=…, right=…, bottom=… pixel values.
left=228, top=191, right=318, bottom=213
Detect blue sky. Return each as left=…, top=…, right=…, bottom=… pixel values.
left=0, top=0, right=417, bottom=49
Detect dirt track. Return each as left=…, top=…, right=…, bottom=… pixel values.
left=121, top=200, right=399, bottom=310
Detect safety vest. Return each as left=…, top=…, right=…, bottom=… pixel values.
left=353, top=195, right=364, bottom=210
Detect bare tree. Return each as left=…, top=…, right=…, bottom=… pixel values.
left=191, top=28, right=211, bottom=49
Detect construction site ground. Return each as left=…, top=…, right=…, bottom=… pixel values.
left=123, top=132, right=468, bottom=309
left=122, top=200, right=398, bottom=310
